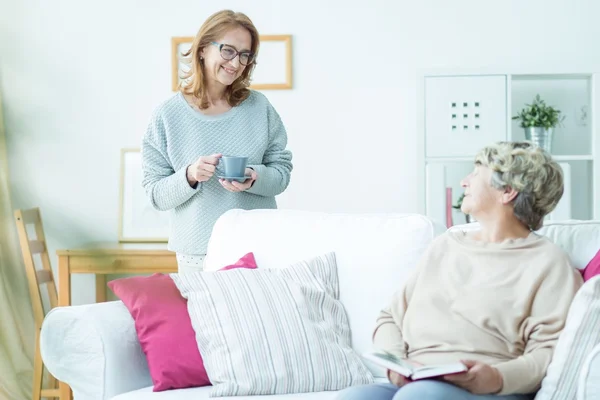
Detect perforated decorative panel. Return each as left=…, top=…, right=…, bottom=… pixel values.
left=425, top=75, right=508, bottom=158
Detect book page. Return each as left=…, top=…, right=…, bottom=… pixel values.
left=411, top=362, right=467, bottom=380
left=375, top=352, right=417, bottom=371
left=362, top=351, right=414, bottom=377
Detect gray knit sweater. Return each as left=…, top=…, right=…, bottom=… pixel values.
left=141, top=90, right=293, bottom=255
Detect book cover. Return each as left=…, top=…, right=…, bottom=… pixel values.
left=362, top=350, right=467, bottom=381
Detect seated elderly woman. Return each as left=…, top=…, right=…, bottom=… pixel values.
left=337, top=141, right=583, bottom=400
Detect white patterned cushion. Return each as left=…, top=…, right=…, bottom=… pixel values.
left=535, top=275, right=600, bottom=399
left=171, top=252, right=374, bottom=397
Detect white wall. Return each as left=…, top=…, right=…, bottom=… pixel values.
left=2, top=0, right=599, bottom=304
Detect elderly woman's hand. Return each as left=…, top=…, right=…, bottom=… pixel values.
left=443, top=360, right=503, bottom=394
left=387, top=370, right=410, bottom=387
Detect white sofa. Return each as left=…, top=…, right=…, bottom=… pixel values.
left=40, top=209, right=600, bottom=400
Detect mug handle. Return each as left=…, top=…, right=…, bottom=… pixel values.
left=215, top=158, right=224, bottom=177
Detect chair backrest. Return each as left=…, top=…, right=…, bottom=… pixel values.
left=14, top=208, right=58, bottom=329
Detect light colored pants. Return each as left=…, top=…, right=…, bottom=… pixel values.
left=176, top=254, right=206, bottom=274
left=335, top=382, right=532, bottom=400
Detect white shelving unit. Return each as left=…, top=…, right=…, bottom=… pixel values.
left=417, top=70, right=600, bottom=227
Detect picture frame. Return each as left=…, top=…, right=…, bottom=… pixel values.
left=171, top=34, right=293, bottom=91
left=118, top=148, right=170, bottom=243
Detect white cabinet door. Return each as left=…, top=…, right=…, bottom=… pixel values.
left=425, top=75, right=508, bottom=158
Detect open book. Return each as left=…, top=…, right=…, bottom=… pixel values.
left=362, top=350, right=468, bottom=381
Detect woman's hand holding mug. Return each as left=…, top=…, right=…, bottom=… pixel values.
left=186, top=153, right=222, bottom=186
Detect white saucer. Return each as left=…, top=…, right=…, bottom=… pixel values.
left=218, top=175, right=251, bottom=183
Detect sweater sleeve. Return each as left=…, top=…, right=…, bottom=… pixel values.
left=372, top=248, right=428, bottom=358
left=493, top=258, right=583, bottom=395
left=141, top=112, right=198, bottom=211
left=246, top=101, right=293, bottom=197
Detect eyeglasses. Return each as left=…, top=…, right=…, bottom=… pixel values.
left=211, top=42, right=255, bottom=66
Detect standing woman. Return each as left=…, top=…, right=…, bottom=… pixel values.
left=141, top=10, right=293, bottom=273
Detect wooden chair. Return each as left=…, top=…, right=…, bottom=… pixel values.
left=14, top=208, right=62, bottom=400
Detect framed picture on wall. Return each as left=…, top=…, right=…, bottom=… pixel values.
left=171, top=36, right=194, bottom=92
left=118, top=148, right=170, bottom=243
left=171, top=34, right=293, bottom=91
left=250, top=35, right=293, bottom=90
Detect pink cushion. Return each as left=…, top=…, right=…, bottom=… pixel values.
left=582, top=249, right=600, bottom=282
left=107, top=252, right=258, bottom=391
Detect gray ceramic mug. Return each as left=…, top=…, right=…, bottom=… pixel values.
left=217, top=156, right=248, bottom=178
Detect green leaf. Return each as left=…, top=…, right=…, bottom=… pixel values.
left=512, top=94, right=564, bottom=128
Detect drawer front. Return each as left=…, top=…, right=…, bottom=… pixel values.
left=68, top=255, right=178, bottom=273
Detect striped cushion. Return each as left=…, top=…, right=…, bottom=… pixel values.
left=535, top=275, right=600, bottom=399
left=171, top=252, right=374, bottom=397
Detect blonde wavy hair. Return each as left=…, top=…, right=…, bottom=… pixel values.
left=474, top=141, right=564, bottom=230
left=180, top=10, right=259, bottom=109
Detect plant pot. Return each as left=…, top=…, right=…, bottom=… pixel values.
left=524, top=127, right=554, bottom=153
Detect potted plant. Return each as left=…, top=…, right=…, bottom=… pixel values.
left=452, top=193, right=475, bottom=224
left=512, top=94, right=564, bottom=153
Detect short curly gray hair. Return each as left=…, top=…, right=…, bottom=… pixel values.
left=474, top=141, right=564, bottom=231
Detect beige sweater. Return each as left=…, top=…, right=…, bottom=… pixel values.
left=373, top=230, right=583, bottom=395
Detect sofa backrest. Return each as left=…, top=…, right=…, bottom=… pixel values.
left=204, top=209, right=600, bottom=379
left=451, top=220, right=600, bottom=270
left=204, top=209, right=446, bottom=377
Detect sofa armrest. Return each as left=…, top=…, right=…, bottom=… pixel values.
left=578, top=342, right=600, bottom=400
left=40, top=301, right=152, bottom=400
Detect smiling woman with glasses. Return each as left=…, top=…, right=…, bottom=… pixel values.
left=140, top=9, right=293, bottom=274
